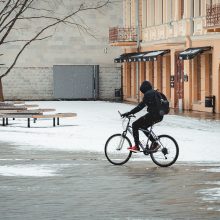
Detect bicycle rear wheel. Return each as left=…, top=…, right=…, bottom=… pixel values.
left=104, top=133, right=132, bottom=165
left=150, top=135, right=179, bottom=167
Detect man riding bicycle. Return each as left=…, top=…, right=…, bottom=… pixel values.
left=121, top=80, right=163, bottom=153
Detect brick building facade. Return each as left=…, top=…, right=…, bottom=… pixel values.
left=110, top=0, right=220, bottom=113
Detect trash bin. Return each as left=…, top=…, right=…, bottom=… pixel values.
left=205, top=96, right=215, bottom=113
left=115, top=88, right=121, bottom=98
left=115, top=88, right=122, bottom=101
left=205, top=96, right=213, bottom=107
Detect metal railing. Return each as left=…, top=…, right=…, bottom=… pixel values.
left=109, top=27, right=137, bottom=43
left=206, top=3, right=220, bottom=27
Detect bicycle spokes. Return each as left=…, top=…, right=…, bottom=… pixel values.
left=104, top=134, right=132, bottom=165
left=150, top=135, right=179, bottom=167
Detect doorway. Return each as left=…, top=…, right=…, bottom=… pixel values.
left=175, top=55, right=184, bottom=110
left=53, top=65, right=99, bottom=100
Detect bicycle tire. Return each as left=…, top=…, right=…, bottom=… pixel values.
left=104, top=133, right=132, bottom=165
left=150, top=135, right=179, bottom=167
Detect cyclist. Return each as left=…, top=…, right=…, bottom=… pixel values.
left=121, top=80, right=163, bottom=153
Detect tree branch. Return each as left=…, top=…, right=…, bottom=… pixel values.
left=0, top=0, right=20, bottom=27
left=0, top=0, right=30, bottom=45
left=0, top=0, right=12, bottom=19
left=2, top=34, right=52, bottom=44
left=0, top=0, right=111, bottom=78
left=27, top=6, right=53, bottom=13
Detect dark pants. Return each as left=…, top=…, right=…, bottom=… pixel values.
left=132, top=113, right=163, bottom=147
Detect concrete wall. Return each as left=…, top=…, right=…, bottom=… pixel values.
left=1, top=67, right=53, bottom=100
left=99, top=65, right=122, bottom=100
left=0, top=0, right=123, bottom=100
left=1, top=64, right=121, bottom=100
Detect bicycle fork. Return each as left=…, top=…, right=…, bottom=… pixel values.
left=116, top=134, right=126, bottom=151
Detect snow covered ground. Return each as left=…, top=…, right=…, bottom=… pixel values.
left=0, top=101, right=220, bottom=162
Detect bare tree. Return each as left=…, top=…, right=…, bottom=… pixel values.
left=0, top=0, right=110, bottom=101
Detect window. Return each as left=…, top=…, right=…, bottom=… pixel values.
left=126, top=63, right=131, bottom=97
left=194, top=55, right=201, bottom=101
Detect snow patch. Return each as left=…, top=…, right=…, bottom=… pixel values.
left=0, top=101, right=220, bottom=162
left=0, top=164, right=70, bottom=177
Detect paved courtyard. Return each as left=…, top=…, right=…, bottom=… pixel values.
left=0, top=141, right=220, bottom=220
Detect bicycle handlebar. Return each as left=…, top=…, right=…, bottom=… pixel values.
left=118, top=111, right=136, bottom=119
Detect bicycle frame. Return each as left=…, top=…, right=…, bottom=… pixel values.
left=121, top=116, right=159, bottom=151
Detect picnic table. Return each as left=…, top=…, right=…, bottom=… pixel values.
left=0, top=112, right=77, bottom=127
left=0, top=101, right=77, bottom=127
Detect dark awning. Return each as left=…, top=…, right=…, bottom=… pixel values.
left=114, top=50, right=170, bottom=63
left=127, top=52, right=146, bottom=62
left=179, top=46, right=212, bottom=60
left=114, top=53, right=127, bottom=63
left=114, top=53, right=137, bottom=63
left=128, top=50, right=170, bottom=62
left=142, top=50, right=170, bottom=62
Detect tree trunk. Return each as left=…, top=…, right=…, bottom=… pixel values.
left=0, top=77, right=4, bottom=102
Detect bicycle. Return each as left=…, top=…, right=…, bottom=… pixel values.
left=104, top=112, right=179, bottom=167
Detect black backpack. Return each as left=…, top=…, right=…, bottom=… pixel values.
left=154, top=90, right=170, bottom=116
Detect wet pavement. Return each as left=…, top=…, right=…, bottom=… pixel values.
left=171, top=111, right=220, bottom=121
left=0, top=142, right=220, bottom=220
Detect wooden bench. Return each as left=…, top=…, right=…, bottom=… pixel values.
left=0, top=108, right=55, bottom=114
left=0, top=104, right=39, bottom=109
left=0, top=101, right=25, bottom=105
left=0, top=109, right=42, bottom=114
left=0, top=113, right=77, bottom=127
left=0, top=103, right=14, bottom=107
left=0, top=100, right=38, bottom=107
left=0, top=106, right=28, bottom=110
left=0, top=108, right=55, bottom=124
left=6, top=101, right=25, bottom=104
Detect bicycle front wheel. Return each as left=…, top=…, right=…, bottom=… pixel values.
left=104, top=134, right=132, bottom=165
left=150, top=135, right=179, bottom=167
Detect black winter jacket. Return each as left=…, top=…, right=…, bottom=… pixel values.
left=129, top=81, right=159, bottom=116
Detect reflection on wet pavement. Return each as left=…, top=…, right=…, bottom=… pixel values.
left=0, top=143, right=220, bottom=219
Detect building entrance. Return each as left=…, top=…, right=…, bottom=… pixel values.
left=175, top=55, right=184, bottom=110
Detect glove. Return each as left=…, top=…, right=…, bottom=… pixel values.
left=121, top=112, right=130, bottom=118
